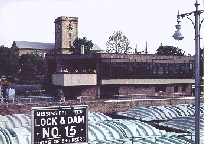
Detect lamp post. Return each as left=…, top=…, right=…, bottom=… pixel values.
left=172, top=1, right=203, bottom=143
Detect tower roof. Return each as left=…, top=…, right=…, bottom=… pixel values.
left=54, top=16, right=78, bottom=23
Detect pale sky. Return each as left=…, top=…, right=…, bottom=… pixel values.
left=0, top=0, right=204, bottom=55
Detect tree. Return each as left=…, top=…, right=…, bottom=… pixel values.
left=156, top=45, right=185, bottom=56
left=18, top=54, right=45, bottom=83
left=0, top=45, right=19, bottom=77
left=72, top=37, right=95, bottom=54
left=106, top=31, right=132, bottom=54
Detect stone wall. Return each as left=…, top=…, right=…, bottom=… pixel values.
left=119, top=85, right=154, bottom=96
left=118, top=84, right=192, bottom=98
left=75, top=86, right=97, bottom=98
left=0, top=97, right=200, bottom=115
left=62, top=85, right=97, bottom=100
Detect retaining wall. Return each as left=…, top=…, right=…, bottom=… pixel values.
left=0, top=97, right=201, bottom=115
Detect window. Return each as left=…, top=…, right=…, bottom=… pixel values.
left=155, top=85, right=166, bottom=92
left=102, top=63, right=110, bottom=79
left=174, top=85, right=179, bottom=92
left=190, top=63, right=193, bottom=70
left=69, top=33, right=71, bottom=38
left=110, top=62, right=129, bottom=78
left=134, top=85, right=149, bottom=89
left=69, top=41, right=71, bottom=46
left=100, top=85, right=119, bottom=98
left=101, top=61, right=194, bottom=79
left=182, top=84, right=187, bottom=92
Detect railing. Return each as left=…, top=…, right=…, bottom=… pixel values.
left=0, top=96, right=56, bottom=104
left=128, top=94, right=147, bottom=99
left=102, top=73, right=194, bottom=79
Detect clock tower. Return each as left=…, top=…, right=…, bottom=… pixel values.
left=54, top=16, right=78, bottom=54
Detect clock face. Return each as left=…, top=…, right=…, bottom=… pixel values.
left=67, top=24, right=73, bottom=30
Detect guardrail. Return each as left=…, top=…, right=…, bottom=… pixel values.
left=0, top=96, right=56, bottom=104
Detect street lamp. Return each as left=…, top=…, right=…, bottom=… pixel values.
left=172, top=11, right=184, bottom=41
left=172, top=1, right=204, bottom=143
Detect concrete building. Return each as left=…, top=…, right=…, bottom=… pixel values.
left=45, top=53, right=195, bottom=100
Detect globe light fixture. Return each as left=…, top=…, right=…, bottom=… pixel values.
left=173, top=12, right=184, bottom=40
left=172, top=22, right=184, bottom=40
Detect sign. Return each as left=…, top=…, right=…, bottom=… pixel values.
left=31, top=105, right=88, bottom=144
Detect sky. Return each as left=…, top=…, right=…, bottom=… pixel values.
left=0, top=0, right=204, bottom=55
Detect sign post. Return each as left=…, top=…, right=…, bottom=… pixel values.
left=31, top=105, right=88, bottom=144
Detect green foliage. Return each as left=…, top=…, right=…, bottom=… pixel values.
left=0, top=45, right=19, bottom=77
left=72, top=37, right=95, bottom=54
left=156, top=45, right=185, bottom=56
left=106, top=31, right=132, bottom=54
left=18, top=54, right=45, bottom=82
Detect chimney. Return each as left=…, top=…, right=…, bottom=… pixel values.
left=145, top=41, right=147, bottom=54
left=135, top=44, right=137, bottom=54
left=81, top=45, right=84, bottom=54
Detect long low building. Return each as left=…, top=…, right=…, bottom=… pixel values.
left=45, top=53, right=195, bottom=100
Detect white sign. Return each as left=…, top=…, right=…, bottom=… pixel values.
left=31, top=105, right=88, bottom=144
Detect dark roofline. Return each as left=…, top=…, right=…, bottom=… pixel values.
left=13, top=41, right=55, bottom=50
left=45, top=53, right=194, bottom=60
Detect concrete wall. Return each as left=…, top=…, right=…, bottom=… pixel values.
left=52, top=74, right=64, bottom=86
left=52, top=74, right=97, bottom=86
